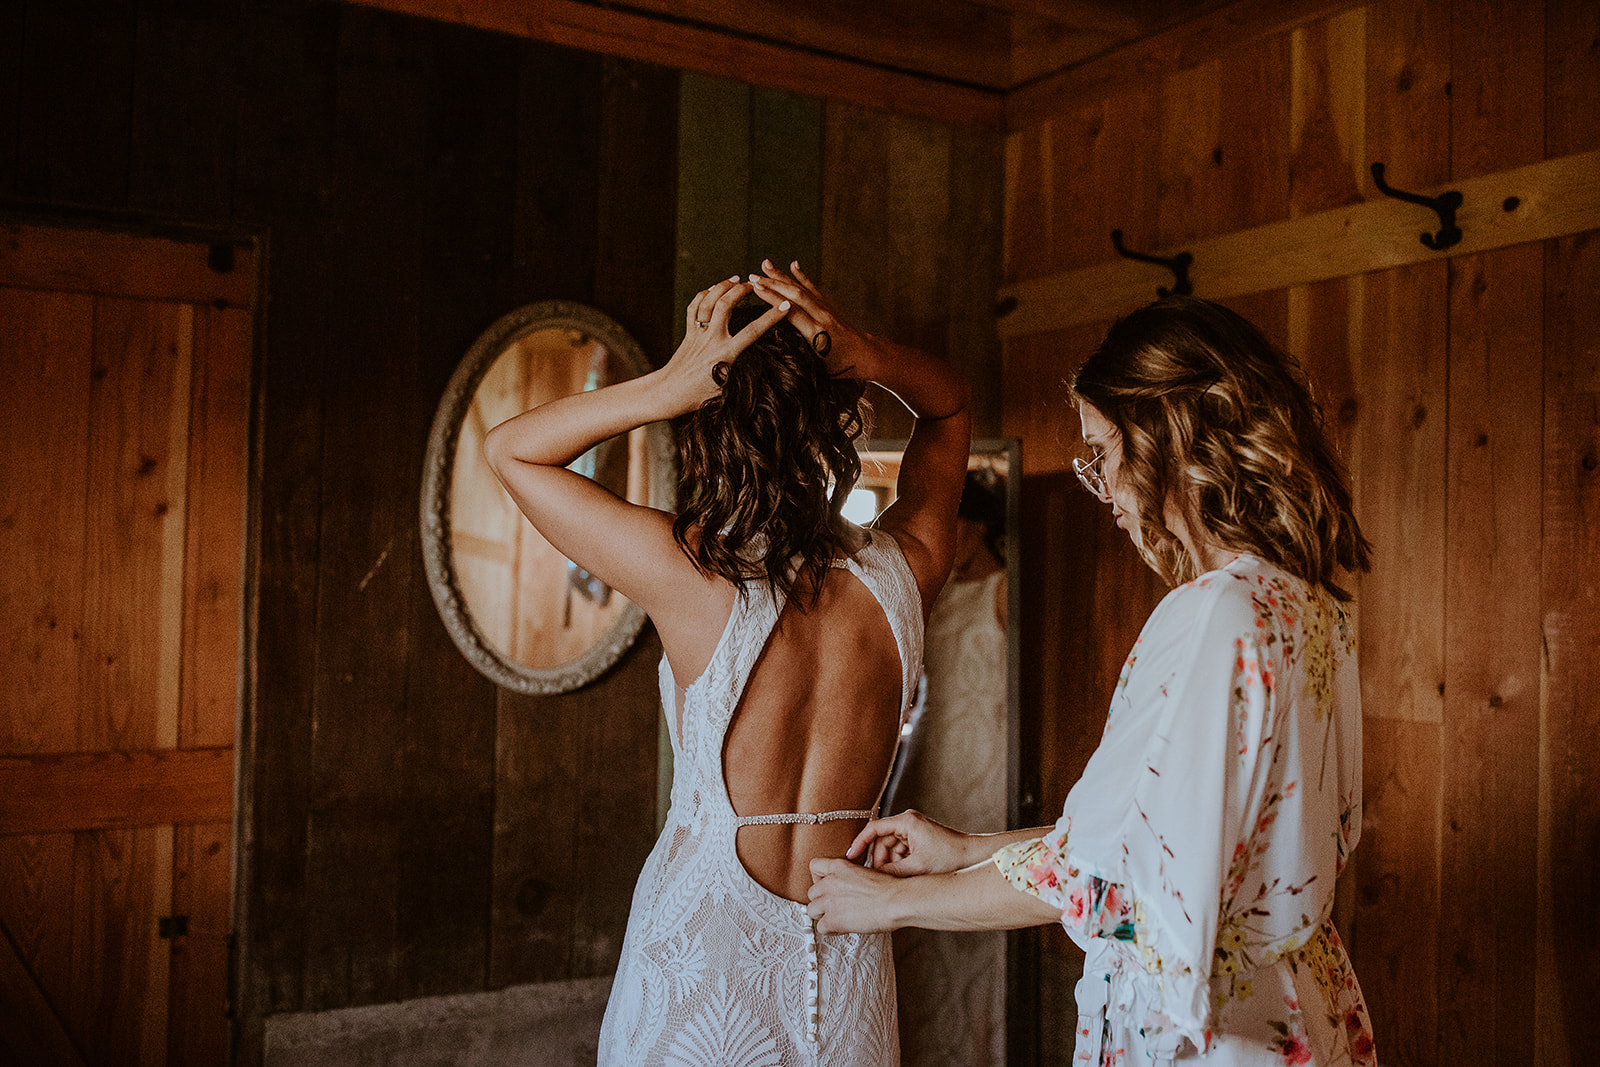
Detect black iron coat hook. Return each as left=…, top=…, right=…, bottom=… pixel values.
left=1111, top=229, right=1193, bottom=297
left=1370, top=162, right=1463, bottom=250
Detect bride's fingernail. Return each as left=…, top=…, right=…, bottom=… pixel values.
left=728, top=275, right=739, bottom=282
left=779, top=300, right=791, bottom=311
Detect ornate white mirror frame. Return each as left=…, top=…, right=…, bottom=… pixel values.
left=421, top=301, right=676, bottom=694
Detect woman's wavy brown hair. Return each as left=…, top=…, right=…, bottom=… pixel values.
left=1071, top=295, right=1372, bottom=600
left=672, top=303, right=869, bottom=608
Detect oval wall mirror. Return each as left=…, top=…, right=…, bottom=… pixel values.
left=421, top=301, right=676, bottom=693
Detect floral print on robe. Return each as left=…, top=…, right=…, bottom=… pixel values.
left=993, top=554, right=1376, bottom=1066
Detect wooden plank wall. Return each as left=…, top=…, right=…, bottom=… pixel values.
left=0, top=2, right=673, bottom=1062
left=1001, top=1, right=1599, bottom=1064
left=0, top=2, right=1004, bottom=1064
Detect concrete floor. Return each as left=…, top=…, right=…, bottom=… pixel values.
left=263, top=976, right=612, bottom=1066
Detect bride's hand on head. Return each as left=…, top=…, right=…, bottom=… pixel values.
left=662, top=277, right=789, bottom=414
left=746, top=260, right=870, bottom=377
left=846, top=809, right=972, bottom=876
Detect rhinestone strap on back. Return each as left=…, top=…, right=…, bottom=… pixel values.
left=733, top=809, right=877, bottom=827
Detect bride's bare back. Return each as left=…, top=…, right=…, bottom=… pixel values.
left=724, top=557, right=906, bottom=902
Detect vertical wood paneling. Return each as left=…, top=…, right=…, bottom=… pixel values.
left=1440, top=238, right=1545, bottom=1064
left=1159, top=41, right=1291, bottom=340
left=1286, top=7, right=1364, bottom=510
left=513, top=41, right=602, bottom=306
left=566, top=636, right=667, bottom=976
left=0, top=4, right=21, bottom=198
left=168, top=821, right=231, bottom=1066
left=570, top=58, right=678, bottom=977
left=299, top=6, right=431, bottom=1011
left=675, top=73, right=753, bottom=325
left=1440, top=3, right=1546, bottom=1061
left=0, top=289, right=92, bottom=755
left=181, top=305, right=249, bottom=751
left=945, top=122, right=1004, bottom=437
left=1345, top=4, right=1451, bottom=1058
left=127, top=0, right=242, bottom=219
left=1283, top=12, right=1366, bottom=947
left=490, top=54, right=679, bottom=990
left=1289, top=10, right=1366, bottom=217
left=823, top=103, right=977, bottom=442
left=1537, top=5, right=1600, bottom=1061
left=491, top=681, right=584, bottom=985
left=750, top=87, right=824, bottom=288
left=1001, top=3, right=1597, bottom=1065
left=68, top=826, right=170, bottom=1066
left=592, top=59, right=680, bottom=364
left=1348, top=259, right=1448, bottom=1064
left=14, top=0, right=136, bottom=205
left=232, top=0, right=340, bottom=1026
left=82, top=299, right=190, bottom=754
left=11, top=1, right=697, bottom=1059
left=392, top=17, right=516, bottom=1001
left=0, top=833, right=76, bottom=1045
left=1003, top=124, right=1050, bottom=281
left=1537, top=220, right=1600, bottom=1067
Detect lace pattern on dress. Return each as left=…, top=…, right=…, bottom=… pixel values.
left=597, top=532, right=922, bottom=1066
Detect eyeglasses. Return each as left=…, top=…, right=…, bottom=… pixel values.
left=1073, top=450, right=1112, bottom=504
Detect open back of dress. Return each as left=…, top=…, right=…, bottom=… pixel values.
left=597, top=530, right=924, bottom=1067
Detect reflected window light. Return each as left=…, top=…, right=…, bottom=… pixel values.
left=842, top=487, right=883, bottom=525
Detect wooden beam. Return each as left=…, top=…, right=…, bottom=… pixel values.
left=1007, top=14, right=1133, bottom=86
left=1006, top=0, right=1361, bottom=129
left=341, top=0, right=1005, bottom=128
left=0, top=748, right=233, bottom=834
left=0, top=222, right=254, bottom=308
left=997, top=148, right=1600, bottom=338
left=594, top=0, right=1014, bottom=90
left=982, top=0, right=1143, bottom=36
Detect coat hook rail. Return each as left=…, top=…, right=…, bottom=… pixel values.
left=1110, top=230, right=1193, bottom=297
left=1370, top=162, right=1464, bottom=250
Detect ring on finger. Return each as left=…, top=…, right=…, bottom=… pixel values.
left=695, top=320, right=710, bottom=328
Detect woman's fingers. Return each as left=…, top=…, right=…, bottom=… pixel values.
left=748, top=271, right=804, bottom=309
left=687, top=276, right=743, bottom=331
left=872, top=837, right=909, bottom=872
left=787, top=260, right=824, bottom=301
left=702, top=277, right=749, bottom=331
left=730, top=296, right=789, bottom=349
left=847, top=813, right=913, bottom=859
left=705, top=279, right=751, bottom=330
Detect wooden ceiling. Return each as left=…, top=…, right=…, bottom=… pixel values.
left=346, top=0, right=1313, bottom=128
left=544, top=0, right=1228, bottom=90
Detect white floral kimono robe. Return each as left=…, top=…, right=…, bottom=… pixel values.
left=994, top=554, right=1376, bottom=1065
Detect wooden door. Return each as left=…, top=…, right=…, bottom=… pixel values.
left=0, top=221, right=254, bottom=1066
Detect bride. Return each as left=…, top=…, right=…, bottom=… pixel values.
left=485, top=261, right=970, bottom=1065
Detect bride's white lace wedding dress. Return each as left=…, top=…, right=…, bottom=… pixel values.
left=597, top=532, right=924, bottom=1066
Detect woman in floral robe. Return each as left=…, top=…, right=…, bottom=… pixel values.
left=808, top=296, right=1377, bottom=1066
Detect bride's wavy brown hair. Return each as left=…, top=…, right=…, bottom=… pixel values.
left=672, top=303, right=869, bottom=608
left=1072, top=295, right=1372, bottom=600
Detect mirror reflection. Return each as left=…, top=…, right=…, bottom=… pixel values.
left=422, top=301, right=673, bottom=695
left=862, top=440, right=1020, bottom=1067
left=450, top=327, right=649, bottom=670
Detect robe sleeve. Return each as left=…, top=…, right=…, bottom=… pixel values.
left=993, top=834, right=1145, bottom=947
left=1004, top=574, right=1293, bottom=1044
